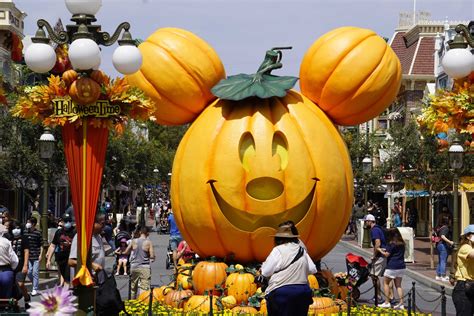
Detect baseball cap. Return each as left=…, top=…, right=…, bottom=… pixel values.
left=364, top=214, right=376, bottom=222
left=464, top=225, right=474, bottom=235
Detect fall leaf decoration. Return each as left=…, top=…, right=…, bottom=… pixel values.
left=417, top=80, right=474, bottom=135
left=11, top=71, right=154, bottom=132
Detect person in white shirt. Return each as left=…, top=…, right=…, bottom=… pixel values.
left=0, top=235, right=19, bottom=298
left=261, top=225, right=316, bottom=316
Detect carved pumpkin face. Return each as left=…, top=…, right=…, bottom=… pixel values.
left=171, top=91, right=353, bottom=263
left=69, top=77, right=101, bottom=105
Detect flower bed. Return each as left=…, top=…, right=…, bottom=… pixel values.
left=121, top=299, right=432, bottom=315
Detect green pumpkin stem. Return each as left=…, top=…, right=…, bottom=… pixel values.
left=211, top=47, right=298, bottom=101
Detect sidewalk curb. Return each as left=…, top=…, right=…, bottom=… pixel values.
left=25, top=278, right=58, bottom=291
left=339, top=240, right=453, bottom=296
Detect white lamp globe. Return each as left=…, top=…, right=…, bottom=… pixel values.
left=68, top=38, right=101, bottom=71
left=112, top=45, right=142, bottom=74
left=25, top=43, right=56, bottom=73
left=442, top=48, right=473, bottom=79
left=65, top=0, right=102, bottom=15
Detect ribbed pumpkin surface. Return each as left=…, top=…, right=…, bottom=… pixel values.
left=171, top=90, right=352, bottom=262
left=225, top=272, right=257, bottom=304
left=192, top=261, right=228, bottom=295
left=125, top=27, right=225, bottom=125
left=300, top=26, right=401, bottom=126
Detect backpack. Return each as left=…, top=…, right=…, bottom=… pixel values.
left=431, top=226, right=442, bottom=244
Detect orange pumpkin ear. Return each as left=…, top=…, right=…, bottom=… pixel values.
left=299, top=26, right=402, bottom=126
left=125, top=27, right=226, bottom=126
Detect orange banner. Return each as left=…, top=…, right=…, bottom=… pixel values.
left=62, top=121, right=108, bottom=286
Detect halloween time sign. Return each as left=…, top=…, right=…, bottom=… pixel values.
left=52, top=99, right=121, bottom=118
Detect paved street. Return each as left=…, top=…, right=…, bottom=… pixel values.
left=29, top=232, right=455, bottom=315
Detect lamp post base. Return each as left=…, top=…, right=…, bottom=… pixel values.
left=74, top=285, right=96, bottom=316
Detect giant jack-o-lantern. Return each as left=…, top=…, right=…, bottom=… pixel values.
left=128, top=27, right=400, bottom=263
left=171, top=88, right=353, bottom=262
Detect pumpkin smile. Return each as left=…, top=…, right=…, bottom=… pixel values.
left=207, top=178, right=318, bottom=232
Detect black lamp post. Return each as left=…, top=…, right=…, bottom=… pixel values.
left=449, top=137, right=465, bottom=281
left=38, top=127, right=56, bottom=277
left=362, top=156, right=372, bottom=248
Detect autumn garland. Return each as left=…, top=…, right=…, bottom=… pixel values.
left=10, top=73, right=154, bottom=132
left=417, top=80, right=474, bottom=135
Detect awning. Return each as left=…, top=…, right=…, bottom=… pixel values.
left=389, top=189, right=430, bottom=198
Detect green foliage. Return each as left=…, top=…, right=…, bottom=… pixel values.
left=343, top=118, right=474, bottom=193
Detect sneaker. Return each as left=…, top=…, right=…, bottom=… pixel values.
left=435, top=276, right=442, bottom=281
left=369, top=297, right=384, bottom=304
left=377, top=302, right=391, bottom=308
left=115, top=272, right=119, bottom=276
left=31, top=290, right=38, bottom=296
left=441, top=276, right=450, bottom=282
left=124, top=273, right=128, bottom=276
left=394, top=303, right=405, bottom=310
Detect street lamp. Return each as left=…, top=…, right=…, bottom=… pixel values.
left=441, top=21, right=474, bottom=79
left=24, top=0, right=142, bottom=75
left=449, top=137, right=465, bottom=281
left=362, top=156, right=372, bottom=248
left=38, top=127, right=56, bottom=277
left=25, top=1, right=142, bottom=313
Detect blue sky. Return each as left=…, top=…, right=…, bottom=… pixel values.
left=15, top=0, right=473, bottom=78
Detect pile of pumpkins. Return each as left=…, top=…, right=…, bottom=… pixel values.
left=137, top=259, right=349, bottom=315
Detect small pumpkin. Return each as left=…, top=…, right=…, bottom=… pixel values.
left=231, top=305, right=258, bottom=314
left=163, top=286, right=193, bottom=308
left=125, top=27, right=226, bottom=125
left=192, top=260, right=228, bottom=295
left=225, top=272, right=257, bottom=305
left=62, top=69, right=78, bottom=87
left=308, top=297, right=340, bottom=314
left=183, top=295, right=219, bottom=313
left=138, top=285, right=171, bottom=303
left=90, top=69, right=108, bottom=86
left=69, top=77, right=101, bottom=105
left=300, top=26, right=402, bottom=126
left=221, top=295, right=237, bottom=309
left=308, top=274, right=319, bottom=289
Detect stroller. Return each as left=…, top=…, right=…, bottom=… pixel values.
left=345, top=253, right=370, bottom=301
left=113, top=230, right=132, bottom=275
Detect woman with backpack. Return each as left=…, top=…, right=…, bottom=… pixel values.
left=260, top=225, right=316, bottom=316
left=435, top=215, right=454, bottom=282
left=46, top=215, right=75, bottom=287
left=377, top=228, right=406, bottom=310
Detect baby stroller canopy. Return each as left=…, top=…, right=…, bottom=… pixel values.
left=346, top=252, right=369, bottom=267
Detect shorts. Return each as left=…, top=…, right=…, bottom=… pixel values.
left=15, top=272, right=26, bottom=282
left=372, top=256, right=386, bottom=277
left=384, top=269, right=405, bottom=279
left=169, top=236, right=182, bottom=251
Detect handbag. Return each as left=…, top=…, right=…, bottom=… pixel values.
left=464, top=281, right=474, bottom=298
left=257, top=247, right=305, bottom=291
left=95, top=270, right=125, bottom=315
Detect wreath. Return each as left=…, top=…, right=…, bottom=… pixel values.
left=417, top=78, right=474, bottom=135
left=10, top=70, right=154, bottom=133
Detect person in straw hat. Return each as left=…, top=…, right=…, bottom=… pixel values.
left=260, top=224, right=316, bottom=316
left=453, top=224, right=474, bottom=315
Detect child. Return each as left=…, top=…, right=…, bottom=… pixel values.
left=377, top=228, right=406, bottom=310
left=114, top=238, right=129, bottom=276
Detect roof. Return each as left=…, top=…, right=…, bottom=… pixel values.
left=390, top=31, right=435, bottom=76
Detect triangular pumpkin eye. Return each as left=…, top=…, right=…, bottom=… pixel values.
left=239, top=132, right=255, bottom=172
left=272, top=131, right=288, bottom=171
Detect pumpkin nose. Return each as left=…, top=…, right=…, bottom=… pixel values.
left=246, top=177, right=284, bottom=200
